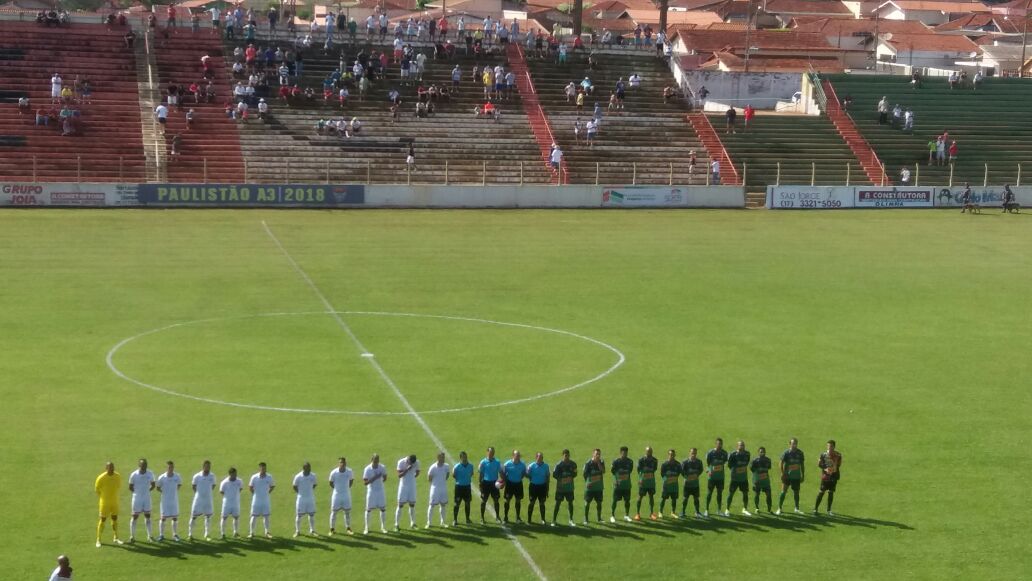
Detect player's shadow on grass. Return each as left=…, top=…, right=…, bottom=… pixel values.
left=113, top=538, right=252, bottom=560
left=819, top=514, right=914, bottom=531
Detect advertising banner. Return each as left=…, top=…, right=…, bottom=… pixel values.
left=931, top=185, right=1032, bottom=208
left=0, top=183, right=139, bottom=206
left=853, top=187, right=934, bottom=208
left=602, top=187, right=688, bottom=207
left=767, top=186, right=854, bottom=209
left=135, top=184, right=365, bottom=206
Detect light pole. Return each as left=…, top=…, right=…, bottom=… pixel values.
left=744, top=0, right=753, bottom=73
left=1021, top=0, right=1031, bottom=77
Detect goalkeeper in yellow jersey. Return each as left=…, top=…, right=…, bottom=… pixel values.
left=95, top=462, right=124, bottom=547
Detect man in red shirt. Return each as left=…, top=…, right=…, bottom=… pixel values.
left=743, top=104, right=755, bottom=131
left=948, top=140, right=958, bottom=163
left=167, top=4, right=176, bottom=28
left=438, top=16, right=448, bottom=40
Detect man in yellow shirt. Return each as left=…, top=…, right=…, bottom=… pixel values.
left=95, top=462, right=123, bottom=547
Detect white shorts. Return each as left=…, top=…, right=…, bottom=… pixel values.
left=131, top=494, right=152, bottom=514
left=429, top=485, right=448, bottom=506
left=52, top=87, right=61, bottom=98
left=366, top=488, right=386, bottom=510
left=251, top=500, right=271, bottom=516
left=397, top=484, right=417, bottom=505
left=221, top=502, right=240, bottom=518
left=331, top=493, right=352, bottom=511
left=192, top=496, right=214, bottom=516
left=296, top=497, right=316, bottom=515
left=160, top=499, right=179, bottom=518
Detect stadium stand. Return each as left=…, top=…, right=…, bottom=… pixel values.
left=151, top=33, right=245, bottom=182
left=527, top=49, right=712, bottom=185
left=826, top=73, right=1032, bottom=186
left=0, top=21, right=147, bottom=181
left=705, top=111, right=870, bottom=188
left=223, top=35, right=553, bottom=185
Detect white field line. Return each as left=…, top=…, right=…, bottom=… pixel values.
left=260, top=221, right=548, bottom=581
left=105, top=311, right=624, bottom=416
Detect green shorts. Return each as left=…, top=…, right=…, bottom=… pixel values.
left=555, top=490, right=574, bottom=502
left=638, top=485, right=656, bottom=497
left=585, top=490, right=603, bottom=503
left=661, top=488, right=679, bottom=500
left=613, top=488, right=631, bottom=502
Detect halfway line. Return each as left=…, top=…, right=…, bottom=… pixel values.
left=260, top=220, right=548, bottom=581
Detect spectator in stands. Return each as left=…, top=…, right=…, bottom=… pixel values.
left=167, top=83, right=180, bottom=111
left=278, top=83, right=291, bottom=104
left=339, top=87, right=349, bottom=108
left=948, top=140, right=958, bottom=163
left=279, top=62, right=290, bottom=85
left=903, top=108, right=914, bottom=133
left=586, top=118, right=598, bottom=146
left=345, top=117, right=361, bottom=138
left=877, top=96, right=888, bottom=124
left=191, top=11, right=200, bottom=34
left=237, top=99, right=249, bottom=122
left=58, top=9, right=69, bottom=26
left=169, top=133, right=181, bottom=159
left=927, top=137, right=937, bottom=165
left=973, top=70, right=983, bottom=90
left=35, top=106, right=49, bottom=126
left=19, top=96, right=30, bottom=116
left=743, top=104, right=755, bottom=131
left=593, top=101, right=602, bottom=122
left=558, top=42, right=568, bottom=64
left=51, top=73, right=62, bottom=104
left=663, top=86, right=675, bottom=103
left=205, top=81, right=216, bottom=103
left=689, top=150, right=697, bottom=175
left=695, top=86, right=709, bottom=110
left=841, top=94, right=853, bottom=111
left=948, top=71, right=959, bottom=90
left=580, top=76, right=594, bottom=96
left=225, top=99, right=236, bottom=119
left=629, top=73, right=642, bottom=90
left=167, top=4, right=177, bottom=28
left=936, top=136, right=946, bottom=166
left=186, top=108, right=195, bottom=130
left=60, top=85, right=73, bottom=104
left=959, top=70, right=968, bottom=87
left=910, top=70, right=921, bottom=89
left=891, top=104, right=902, bottom=128
left=187, top=82, right=200, bottom=103
left=258, top=98, right=268, bottom=121
left=725, top=106, right=736, bottom=134
left=710, top=158, right=721, bottom=184
left=899, top=166, right=911, bottom=185
left=234, top=82, right=246, bottom=101
left=124, top=29, right=136, bottom=49
left=565, top=81, right=577, bottom=103
left=576, top=91, right=585, bottom=113
left=154, top=102, right=169, bottom=134
left=549, top=143, right=563, bottom=170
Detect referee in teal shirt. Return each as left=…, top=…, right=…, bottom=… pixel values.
left=478, top=447, right=501, bottom=523
left=527, top=452, right=550, bottom=524
left=452, top=451, right=475, bottom=525
left=503, top=450, right=527, bottom=523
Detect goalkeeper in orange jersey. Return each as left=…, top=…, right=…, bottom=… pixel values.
left=95, top=462, right=124, bottom=547
left=814, top=440, right=842, bottom=516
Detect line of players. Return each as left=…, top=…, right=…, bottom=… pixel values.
left=93, top=438, right=842, bottom=546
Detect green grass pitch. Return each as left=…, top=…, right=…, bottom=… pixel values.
left=1, top=209, right=1029, bottom=580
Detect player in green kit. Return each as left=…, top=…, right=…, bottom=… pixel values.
left=610, top=446, right=633, bottom=523
left=582, top=448, right=605, bottom=525
left=680, top=448, right=704, bottom=518
left=705, top=438, right=729, bottom=517
left=634, top=447, right=658, bottom=521
left=750, top=447, right=773, bottom=513
left=659, top=449, right=681, bottom=518
left=726, top=440, right=752, bottom=516
left=551, top=449, right=577, bottom=527
left=776, top=437, right=805, bottom=515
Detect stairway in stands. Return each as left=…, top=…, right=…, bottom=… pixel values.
left=507, top=43, right=567, bottom=184
left=0, top=21, right=146, bottom=182
left=687, top=113, right=740, bottom=185
left=151, top=31, right=245, bottom=182
left=821, top=79, right=889, bottom=185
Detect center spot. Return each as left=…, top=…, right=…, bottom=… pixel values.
left=108, top=312, right=624, bottom=415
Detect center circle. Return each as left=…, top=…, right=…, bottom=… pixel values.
left=106, top=312, right=625, bottom=415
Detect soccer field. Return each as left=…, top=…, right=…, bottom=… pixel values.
left=1, top=209, right=1029, bottom=580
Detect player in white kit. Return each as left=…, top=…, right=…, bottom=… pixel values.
left=328, top=457, right=354, bottom=535
left=292, top=462, right=319, bottom=537
left=219, top=467, right=244, bottom=538
left=189, top=460, right=216, bottom=540
left=155, top=460, right=182, bottom=542
left=127, top=458, right=155, bottom=543
left=362, top=454, right=388, bottom=535
left=426, top=452, right=451, bottom=529
left=248, top=462, right=276, bottom=538
left=395, top=454, right=420, bottom=530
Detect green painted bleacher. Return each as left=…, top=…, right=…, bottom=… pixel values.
left=827, top=73, right=1032, bottom=185
left=705, top=113, right=868, bottom=188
